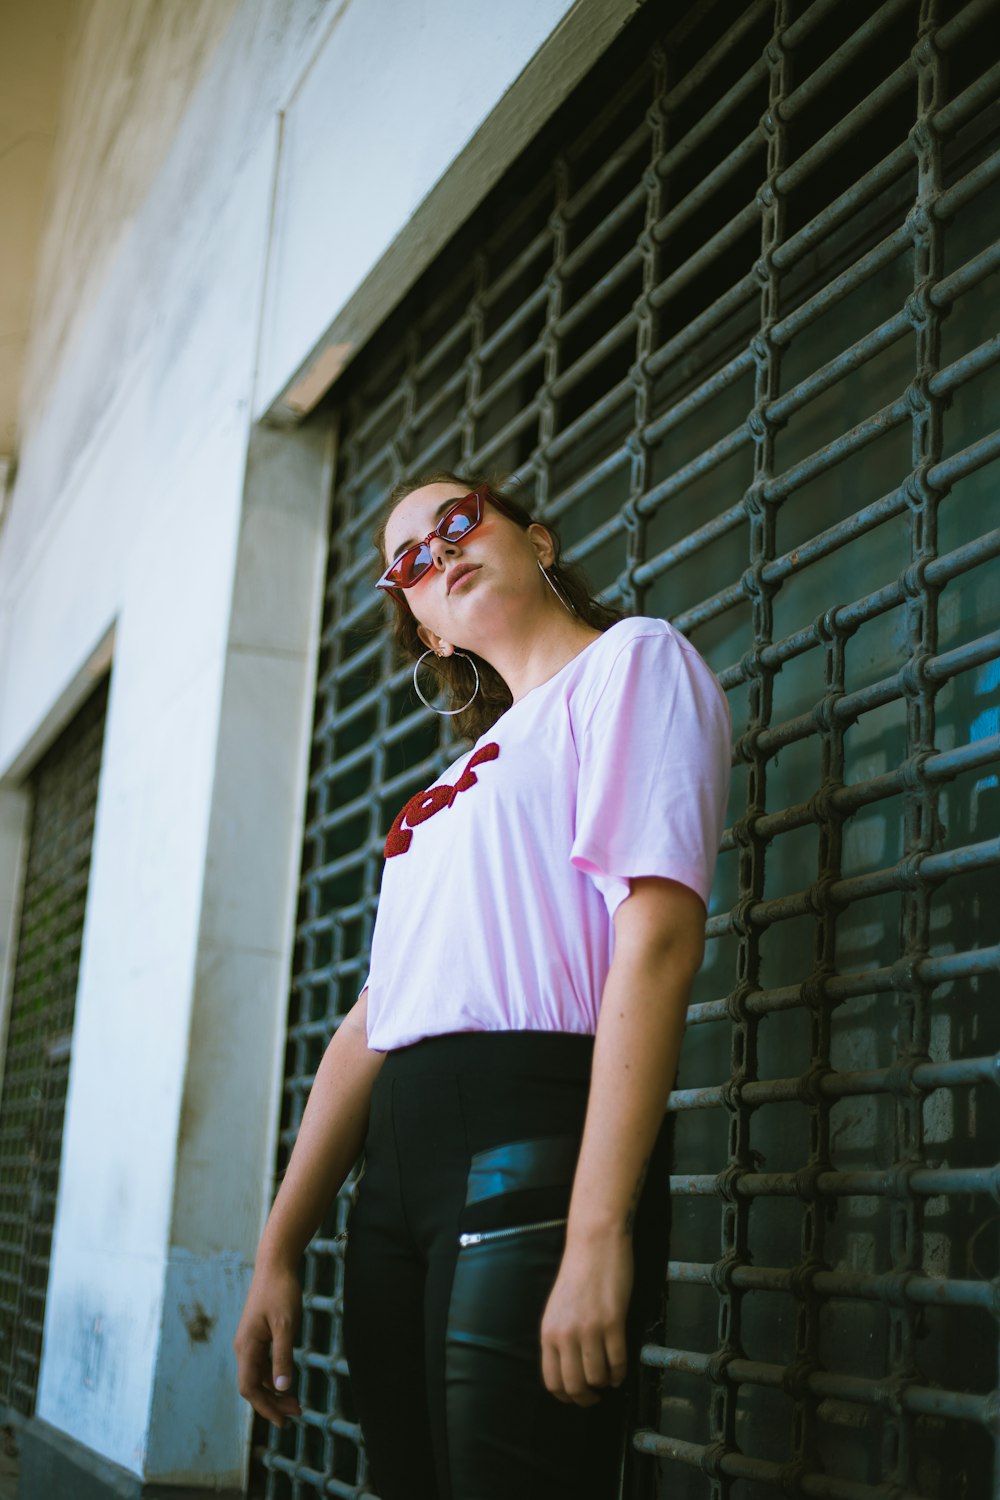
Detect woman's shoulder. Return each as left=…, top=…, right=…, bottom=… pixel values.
left=567, top=615, right=671, bottom=712
left=574, top=614, right=727, bottom=721
left=584, top=614, right=689, bottom=671
left=600, top=613, right=672, bottom=645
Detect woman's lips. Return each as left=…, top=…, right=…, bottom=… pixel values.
left=447, top=565, right=481, bottom=593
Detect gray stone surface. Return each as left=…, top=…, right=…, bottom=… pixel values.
left=17, top=1417, right=243, bottom=1499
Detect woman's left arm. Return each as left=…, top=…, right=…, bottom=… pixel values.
left=540, top=874, right=706, bottom=1407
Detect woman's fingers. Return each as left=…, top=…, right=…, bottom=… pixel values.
left=254, top=1383, right=302, bottom=1427
left=541, top=1323, right=618, bottom=1407
left=235, top=1331, right=298, bottom=1426
left=580, top=1335, right=614, bottom=1392
left=270, top=1319, right=296, bottom=1395
left=234, top=1264, right=304, bottom=1426
left=570, top=1341, right=606, bottom=1406
left=559, top=1337, right=599, bottom=1406
left=548, top=1341, right=602, bottom=1407
left=603, top=1325, right=629, bottom=1389
left=540, top=1338, right=571, bottom=1404
left=541, top=1235, right=634, bottom=1405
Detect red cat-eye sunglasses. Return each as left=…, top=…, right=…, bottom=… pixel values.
left=375, top=486, right=497, bottom=595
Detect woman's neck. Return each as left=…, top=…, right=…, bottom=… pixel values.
left=474, top=612, right=602, bottom=703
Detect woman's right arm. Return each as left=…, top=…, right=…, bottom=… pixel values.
left=234, top=989, right=384, bottom=1426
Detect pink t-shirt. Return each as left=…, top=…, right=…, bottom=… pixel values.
left=362, top=616, right=731, bottom=1052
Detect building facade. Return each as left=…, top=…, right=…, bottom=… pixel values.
left=0, top=1, right=997, bottom=1497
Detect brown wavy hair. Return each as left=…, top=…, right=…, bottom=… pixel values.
left=373, top=470, right=624, bottom=741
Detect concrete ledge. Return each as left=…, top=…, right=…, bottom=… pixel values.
left=17, top=1419, right=242, bottom=1500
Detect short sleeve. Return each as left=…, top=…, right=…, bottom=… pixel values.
left=570, top=630, right=731, bottom=917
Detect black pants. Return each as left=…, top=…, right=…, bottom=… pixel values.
left=342, top=1032, right=673, bottom=1500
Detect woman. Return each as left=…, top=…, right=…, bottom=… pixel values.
left=234, top=471, right=732, bottom=1499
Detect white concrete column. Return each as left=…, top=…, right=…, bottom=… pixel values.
left=30, top=415, right=333, bottom=1488
left=33, top=404, right=252, bottom=1480
left=145, top=420, right=333, bottom=1483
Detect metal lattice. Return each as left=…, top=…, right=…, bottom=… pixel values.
left=0, top=675, right=110, bottom=1417
left=257, top=0, right=1000, bottom=1494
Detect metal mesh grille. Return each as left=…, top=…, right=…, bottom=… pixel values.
left=0, top=675, right=110, bottom=1416
left=257, top=0, right=1000, bottom=1493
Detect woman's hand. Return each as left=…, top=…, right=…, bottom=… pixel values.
left=540, top=1229, right=634, bottom=1406
left=234, top=1259, right=304, bottom=1427
left=233, top=993, right=383, bottom=1426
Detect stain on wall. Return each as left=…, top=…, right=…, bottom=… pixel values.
left=179, top=1300, right=216, bottom=1345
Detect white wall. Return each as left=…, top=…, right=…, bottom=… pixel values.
left=0, top=0, right=641, bottom=1483
left=258, top=0, right=642, bottom=419
left=0, top=0, right=81, bottom=460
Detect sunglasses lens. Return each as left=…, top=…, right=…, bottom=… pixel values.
left=440, top=493, right=481, bottom=541
left=388, top=543, right=433, bottom=588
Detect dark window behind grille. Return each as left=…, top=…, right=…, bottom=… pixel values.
left=257, top=0, right=999, bottom=1494
left=0, top=675, right=110, bottom=1417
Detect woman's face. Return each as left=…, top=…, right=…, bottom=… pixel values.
left=382, top=482, right=554, bottom=652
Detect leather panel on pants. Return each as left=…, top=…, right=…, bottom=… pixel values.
left=445, top=1219, right=626, bottom=1499
left=464, top=1134, right=581, bottom=1207
left=443, top=1132, right=628, bottom=1498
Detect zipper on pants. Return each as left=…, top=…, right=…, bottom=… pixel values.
left=458, top=1216, right=568, bottom=1248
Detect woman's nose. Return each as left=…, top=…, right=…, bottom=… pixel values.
left=429, top=533, right=461, bottom=567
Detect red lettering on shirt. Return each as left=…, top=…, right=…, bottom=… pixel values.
left=384, top=742, right=500, bottom=858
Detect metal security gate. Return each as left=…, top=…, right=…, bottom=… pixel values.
left=257, top=0, right=1000, bottom=1494
left=0, top=675, right=110, bottom=1417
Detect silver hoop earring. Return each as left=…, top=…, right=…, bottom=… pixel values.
left=412, top=649, right=481, bottom=715
left=537, top=559, right=577, bottom=616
